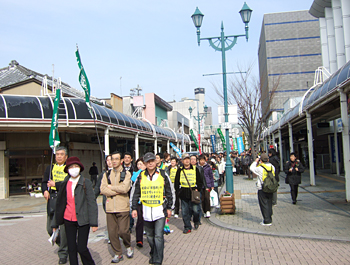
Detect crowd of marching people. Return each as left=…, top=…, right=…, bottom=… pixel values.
left=42, top=146, right=304, bottom=264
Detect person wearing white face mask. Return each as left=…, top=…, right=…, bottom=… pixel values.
left=55, top=157, right=98, bottom=265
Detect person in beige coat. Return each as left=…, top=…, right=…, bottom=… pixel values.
left=100, top=151, right=133, bottom=263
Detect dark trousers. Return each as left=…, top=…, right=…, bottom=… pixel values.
left=181, top=199, right=200, bottom=230
left=258, top=190, right=273, bottom=224
left=144, top=217, right=166, bottom=264
left=201, top=189, right=211, bottom=213
left=90, top=175, right=97, bottom=187
left=106, top=212, right=131, bottom=255
left=136, top=204, right=144, bottom=243
left=174, top=192, right=180, bottom=215
left=242, top=165, right=251, bottom=178
left=47, top=215, right=68, bottom=259
left=64, top=220, right=95, bottom=265
left=290, top=184, right=299, bottom=202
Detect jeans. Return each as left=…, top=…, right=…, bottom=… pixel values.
left=258, top=190, right=273, bottom=224
left=181, top=199, right=200, bottom=230
left=144, top=217, right=166, bottom=264
left=64, top=220, right=95, bottom=265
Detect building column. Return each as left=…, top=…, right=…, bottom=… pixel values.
left=135, top=133, right=139, bottom=160
left=306, top=111, right=315, bottom=186
left=154, top=138, right=157, bottom=154
left=334, top=120, right=340, bottom=176
left=278, top=129, right=283, bottom=172
left=0, top=142, right=8, bottom=199
left=288, top=122, right=294, bottom=153
left=167, top=140, right=170, bottom=154
left=332, top=0, right=346, bottom=68
left=341, top=0, right=350, bottom=61
left=104, top=127, right=110, bottom=156
left=325, top=7, right=338, bottom=73
left=340, top=91, right=350, bottom=201
left=272, top=133, right=275, bottom=149
left=319, top=17, right=330, bottom=71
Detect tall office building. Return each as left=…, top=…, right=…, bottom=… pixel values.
left=258, top=10, right=322, bottom=121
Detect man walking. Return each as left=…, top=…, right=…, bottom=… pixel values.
left=131, top=152, right=174, bottom=265
left=100, top=152, right=133, bottom=263
left=250, top=153, right=275, bottom=226
left=242, top=151, right=253, bottom=179
left=174, top=153, right=203, bottom=233
left=42, top=146, right=69, bottom=264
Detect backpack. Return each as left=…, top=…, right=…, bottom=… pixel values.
left=261, top=165, right=279, bottom=193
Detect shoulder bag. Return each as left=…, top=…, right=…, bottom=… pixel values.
left=182, top=169, right=201, bottom=204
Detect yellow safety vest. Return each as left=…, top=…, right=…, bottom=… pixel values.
left=51, top=164, right=67, bottom=191
left=140, top=171, right=164, bottom=207
left=180, top=167, right=196, bottom=188
left=169, top=167, right=177, bottom=183
left=258, top=164, right=275, bottom=181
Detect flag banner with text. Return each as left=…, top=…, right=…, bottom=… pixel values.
left=49, top=89, right=61, bottom=154
left=170, top=142, right=182, bottom=157
left=237, top=137, right=245, bottom=154
left=217, top=128, right=226, bottom=151
left=75, top=48, right=93, bottom=117
left=210, top=135, right=216, bottom=153
left=190, top=129, right=199, bottom=151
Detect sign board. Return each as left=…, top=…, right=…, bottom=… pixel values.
left=222, top=122, right=230, bottom=129
left=337, top=119, right=343, bottom=133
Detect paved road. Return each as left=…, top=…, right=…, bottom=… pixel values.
left=1, top=206, right=350, bottom=265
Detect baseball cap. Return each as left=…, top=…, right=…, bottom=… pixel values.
left=260, top=153, right=269, bottom=162
left=144, top=152, right=156, bottom=162
left=181, top=153, right=190, bottom=160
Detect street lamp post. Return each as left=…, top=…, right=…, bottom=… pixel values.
left=189, top=105, right=208, bottom=154
left=191, top=2, right=252, bottom=194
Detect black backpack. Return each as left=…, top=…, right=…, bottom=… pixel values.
left=261, top=165, right=279, bottom=193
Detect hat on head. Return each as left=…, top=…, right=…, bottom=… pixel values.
left=260, top=153, right=269, bottom=162
left=64, top=156, right=84, bottom=173
left=144, top=152, right=156, bottom=162
left=182, top=153, right=190, bottom=160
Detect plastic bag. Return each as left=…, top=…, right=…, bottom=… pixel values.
left=210, top=189, right=219, bottom=207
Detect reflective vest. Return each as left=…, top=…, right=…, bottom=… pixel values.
left=51, top=164, right=67, bottom=191
left=140, top=171, right=164, bottom=207
left=180, top=167, right=196, bottom=188
left=169, top=167, right=177, bottom=183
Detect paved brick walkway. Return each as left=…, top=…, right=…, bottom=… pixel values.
left=210, top=170, right=350, bottom=241
left=1, top=170, right=350, bottom=264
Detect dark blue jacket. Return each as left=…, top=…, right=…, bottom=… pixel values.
left=203, top=163, right=214, bottom=188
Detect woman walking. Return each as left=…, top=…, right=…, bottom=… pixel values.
left=55, top=156, right=98, bottom=265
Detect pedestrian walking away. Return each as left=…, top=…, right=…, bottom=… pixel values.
left=250, top=153, right=276, bottom=226
left=284, top=152, right=305, bottom=204
left=55, top=156, right=98, bottom=265
left=100, top=151, right=133, bottom=263
left=89, top=162, right=98, bottom=188
left=41, top=146, right=69, bottom=264
left=131, top=152, right=174, bottom=265
left=268, top=148, right=280, bottom=206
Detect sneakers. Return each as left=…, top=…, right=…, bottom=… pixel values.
left=260, top=222, right=272, bottom=226
left=174, top=214, right=179, bottom=218
left=126, top=247, right=134, bottom=258
left=183, top=229, right=191, bottom=234
left=205, top=211, right=211, bottom=218
left=194, top=223, right=199, bottom=230
left=136, top=241, right=143, bottom=248
left=111, top=255, right=123, bottom=263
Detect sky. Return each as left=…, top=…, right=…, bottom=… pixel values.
left=1, top=0, right=314, bottom=124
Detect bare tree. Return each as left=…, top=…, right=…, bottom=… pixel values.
left=214, top=64, right=279, bottom=159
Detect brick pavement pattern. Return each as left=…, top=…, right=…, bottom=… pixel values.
left=1, top=206, right=350, bottom=265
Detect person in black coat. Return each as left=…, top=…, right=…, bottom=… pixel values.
left=284, top=152, right=305, bottom=204
left=89, top=162, right=99, bottom=187
left=268, top=149, right=280, bottom=206
left=55, top=157, right=98, bottom=265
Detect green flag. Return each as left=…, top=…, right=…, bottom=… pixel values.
left=190, top=129, right=199, bottom=150
left=75, top=47, right=93, bottom=117
left=49, top=89, right=61, bottom=153
left=217, top=128, right=226, bottom=150
left=233, top=137, right=238, bottom=151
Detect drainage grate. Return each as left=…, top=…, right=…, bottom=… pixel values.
left=2, top=216, right=24, bottom=220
